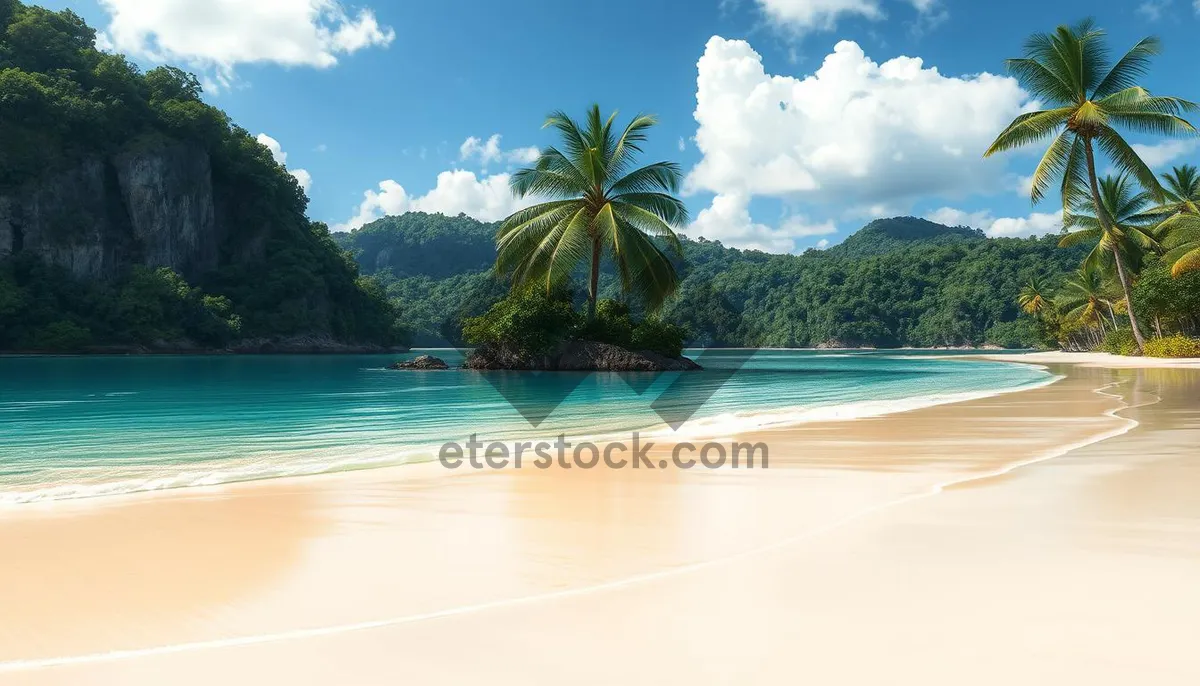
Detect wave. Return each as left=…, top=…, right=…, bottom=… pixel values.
left=0, top=364, right=1058, bottom=507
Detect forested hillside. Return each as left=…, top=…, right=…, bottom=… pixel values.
left=0, top=0, right=401, bottom=351
left=336, top=212, right=1087, bottom=348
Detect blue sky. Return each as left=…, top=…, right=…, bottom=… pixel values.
left=39, top=0, right=1200, bottom=252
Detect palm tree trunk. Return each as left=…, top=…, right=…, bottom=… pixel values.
left=1083, top=138, right=1147, bottom=353
left=1154, top=316, right=1164, bottom=339
left=587, top=236, right=601, bottom=322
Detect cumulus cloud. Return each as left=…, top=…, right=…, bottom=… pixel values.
left=687, top=193, right=836, bottom=253
left=689, top=37, right=1028, bottom=206
left=756, top=0, right=941, bottom=33
left=334, top=171, right=536, bottom=232
left=459, top=134, right=540, bottom=167
left=926, top=207, right=1061, bottom=238
left=256, top=133, right=312, bottom=193
left=686, top=37, right=1029, bottom=249
left=97, top=0, right=394, bottom=89
left=1130, top=139, right=1198, bottom=168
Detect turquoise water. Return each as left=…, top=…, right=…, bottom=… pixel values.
left=0, top=350, right=1051, bottom=504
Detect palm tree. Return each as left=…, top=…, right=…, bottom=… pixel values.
left=1149, top=165, right=1200, bottom=276
left=1060, top=174, right=1162, bottom=336
left=1018, top=275, right=1055, bottom=316
left=983, top=20, right=1197, bottom=352
left=495, top=105, right=687, bottom=321
left=1058, top=264, right=1120, bottom=336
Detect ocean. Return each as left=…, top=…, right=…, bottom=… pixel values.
left=0, top=349, right=1052, bottom=504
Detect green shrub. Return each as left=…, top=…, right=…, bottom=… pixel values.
left=1097, top=328, right=1139, bottom=356
left=576, top=299, right=634, bottom=348
left=1142, top=334, right=1200, bottom=359
left=462, top=287, right=581, bottom=355
left=631, top=318, right=687, bottom=358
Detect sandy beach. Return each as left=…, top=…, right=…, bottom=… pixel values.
left=2, top=356, right=1199, bottom=684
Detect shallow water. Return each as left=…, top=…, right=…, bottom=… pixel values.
left=0, top=350, right=1050, bottom=503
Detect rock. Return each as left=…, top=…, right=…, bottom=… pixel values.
left=463, top=340, right=701, bottom=371
left=389, top=354, right=449, bottom=370
left=0, top=141, right=218, bottom=282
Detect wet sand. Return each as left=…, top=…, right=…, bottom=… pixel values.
left=2, top=361, right=1198, bottom=684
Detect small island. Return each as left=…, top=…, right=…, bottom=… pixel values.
left=388, top=354, right=449, bottom=370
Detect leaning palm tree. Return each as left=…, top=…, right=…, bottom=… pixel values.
left=984, top=19, right=1197, bottom=352
left=1060, top=175, right=1162, bottom=331
left=1148, top=165, right=1200, bottom=276
left=495, top=105, right=687, bottom=320
left=1018, top=275, right=1055, bottom=316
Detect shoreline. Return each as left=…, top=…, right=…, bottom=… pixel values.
left=0, top=357, right=1059, bottom=508
left=4, top=360, right=1199, bottom=683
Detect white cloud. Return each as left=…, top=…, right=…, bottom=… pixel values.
left=97, top=0, right=394, bottom=89
left=334, top=171, right=536, bottom=232
left=678, top=137, right=687, bottom=152
left=756, top=0, right=882, bottom=32
left=755, top=0, right=941, bottom=33
left=289, top=169, right=313, bottom=194
left=256, top=133, right=312, bottom=193
left=1015, top=174, right=1035, bottom=198
left=926, top=207, right=1061, bottom=238
left=688, top=37, right=1029, bottom=213
left=1136, top=0, right=1170, bottom=21
left=687, top=193, right=835, bottom=253
left=459, top=134, right=540, bottom=167
left=816, top=238, right=830, bottom=248
left=1131, top=139, right=1198, bottom=168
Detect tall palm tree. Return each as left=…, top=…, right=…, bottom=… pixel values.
left=983, top=20, right=1197, bottom=352
left=1018, top=275, right=1055, bottom=316
left=495, top=105, right=687, bottom=320
left=1060, top=174, right=1162, bottom=330
left=1149, top=165, right=1200, bottom=276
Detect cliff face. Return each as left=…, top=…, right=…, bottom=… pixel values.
left=0, top=140, right=220, bottom=281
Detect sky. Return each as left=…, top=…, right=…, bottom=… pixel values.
left=36, top=0, right=1200, bottom=253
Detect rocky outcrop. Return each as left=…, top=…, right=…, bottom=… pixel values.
left=0, top=140, right=219, bottom=281
left=463, top=340, right=701, bottom=371
left=389, top=354, right=449, bottom=370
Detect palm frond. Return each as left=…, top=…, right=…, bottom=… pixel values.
left=1095, top=128, right=1164, bottom=200
left=1092, top=36, right=1160, bottom=99
left=985, top=108, right=1073, bottom=157
left=607, top=161, right=683, bottom=195
left=611, top=192, right=690, bottom=230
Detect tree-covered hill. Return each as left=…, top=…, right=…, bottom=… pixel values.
left=0, top=0, right=401, bottom=351
left=336, top=212, right=1086, bottom=348
left=826, top=217, right=985, bottom=258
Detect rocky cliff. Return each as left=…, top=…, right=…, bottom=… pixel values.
left=0, top=140, right=220, bottom=281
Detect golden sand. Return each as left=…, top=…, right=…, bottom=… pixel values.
left=2, top=362, right=1198, bottom=684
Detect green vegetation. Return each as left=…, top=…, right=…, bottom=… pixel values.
left=338, top=212, right=1089, bottom=349
left=1154, top=165, right=1200, bottom=276
left=0, top=0, right=402, bottom=351
left=495, top=105, right=687, bottom=320
left=984, top=19, right=1197, bottom=353
left=461, top=289, right=686, bottom=359
left=1142, top=334, right=1200, bottom=358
